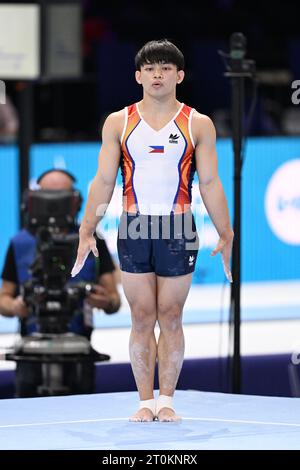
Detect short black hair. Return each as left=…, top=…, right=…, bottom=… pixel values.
left=135, top=39, right=185, bottom=71
left=37, top=169, right=77, bottom=185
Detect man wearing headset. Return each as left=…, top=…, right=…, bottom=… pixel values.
left=0, top=169, right=121, bottom=397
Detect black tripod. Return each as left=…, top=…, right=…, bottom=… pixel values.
left=220, top=33, right=256, bottom=393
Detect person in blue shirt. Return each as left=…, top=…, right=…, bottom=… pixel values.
left=0, top=169, right=121, bottom=397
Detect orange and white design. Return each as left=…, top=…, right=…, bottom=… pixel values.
left=121, top=102, right=195, bottom=215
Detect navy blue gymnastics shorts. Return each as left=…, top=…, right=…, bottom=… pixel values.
left=117, top=211, right=199, bottom=277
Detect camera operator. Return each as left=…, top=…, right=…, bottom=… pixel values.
left=0, top=169, right=121, bottom=397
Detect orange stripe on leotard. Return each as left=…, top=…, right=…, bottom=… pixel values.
left=121, top=104, right=141, bottom=213
left=173, top=104, right=195, bottom=214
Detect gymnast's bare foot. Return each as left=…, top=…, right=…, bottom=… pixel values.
left=157, top=407, right=181, bottom=422
left=129, top=408, right=155, bottom=422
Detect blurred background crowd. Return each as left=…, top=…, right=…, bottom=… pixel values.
left=2, top=0, right=300, bottom=144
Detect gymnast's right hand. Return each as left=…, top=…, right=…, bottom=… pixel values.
left=71, top=232, right=99, bottom=278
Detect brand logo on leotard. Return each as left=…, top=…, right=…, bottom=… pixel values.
left=169, top=133, right=180, bottom=144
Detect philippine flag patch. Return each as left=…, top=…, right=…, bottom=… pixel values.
left=149, top=145, right=164, bottom=153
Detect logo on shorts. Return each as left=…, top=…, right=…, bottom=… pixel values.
left=188, top=255, right=195, bottom=266
left=169, top=133, right=180, bottom=144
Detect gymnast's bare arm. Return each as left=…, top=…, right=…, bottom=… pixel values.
left=192, top=111, right=234, bottom=282
left=71, top=110, right=124, bottom=277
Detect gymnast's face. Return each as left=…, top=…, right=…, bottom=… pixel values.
left=135, top=63, right=184, bottom=98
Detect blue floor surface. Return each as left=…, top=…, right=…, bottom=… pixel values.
left=0, top=390, right=300, bottom=450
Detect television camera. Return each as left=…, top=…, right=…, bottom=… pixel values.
left=6, top=188, right=108, bottom=395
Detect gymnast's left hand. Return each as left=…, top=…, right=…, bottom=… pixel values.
left=210, top=230, right=234, bottom=283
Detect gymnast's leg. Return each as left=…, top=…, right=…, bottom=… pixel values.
left=156, top=273, right=193, bottom=421
left=121, top=271, right=157, bottom=421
